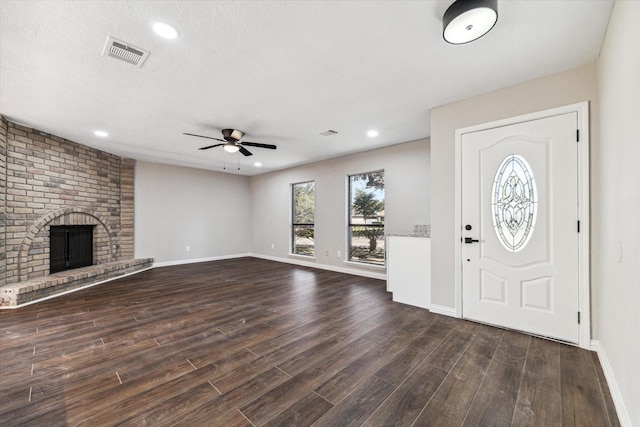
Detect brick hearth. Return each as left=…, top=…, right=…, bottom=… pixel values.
left=0, top=258, right=154, bottom=307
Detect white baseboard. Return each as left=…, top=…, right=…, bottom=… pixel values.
left=250, top=253, right=387, bottom=280
left=590, top=340, right=631, bottom=427
left=429, top=304, right=458, bottom=318
left=152, top=253, right=251, bottom=268
left=153, top=253, right=386, bottom=280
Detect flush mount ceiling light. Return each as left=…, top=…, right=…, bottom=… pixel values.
left=223, top=143, right=241, bottom=153
left=367, top=130, right=379, bottom=137
left=254, top=162, right=262, bottom=167
left=93, top=130, right=109, bottom=137
left=443, top=0, right=498, bottom=44
left=152, top=22, right=179, bottom=39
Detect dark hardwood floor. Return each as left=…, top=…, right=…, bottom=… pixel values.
left=0, top=258, right=620, bottom=426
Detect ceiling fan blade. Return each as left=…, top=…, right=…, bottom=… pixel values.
left=183, top=133, right=226, bottom=143
left=198, top=144, right=224, bottom=150
left=239, top=147, right=253, bottom=157
left=240, top=141, right=277, bottom=150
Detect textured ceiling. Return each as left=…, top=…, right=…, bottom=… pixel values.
left=0, top=1, right=613, bottom=175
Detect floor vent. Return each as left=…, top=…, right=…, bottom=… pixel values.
left=102, top=36, right=150, bottom=68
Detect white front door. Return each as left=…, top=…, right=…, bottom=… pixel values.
left=461, top=112, right=580, bottom=343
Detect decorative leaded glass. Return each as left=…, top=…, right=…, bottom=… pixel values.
left=492, top=154, right=537, bottom=252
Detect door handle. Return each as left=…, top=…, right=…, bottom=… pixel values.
left=464, top=237, right=479, bottom=244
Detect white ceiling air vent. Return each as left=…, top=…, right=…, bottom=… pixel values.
left=319, top=130, right=338, bottom=136
left=102, top=36, right=150, bottom=68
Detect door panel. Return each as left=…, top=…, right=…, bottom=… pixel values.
left=462, top=112, right=579, bottom=343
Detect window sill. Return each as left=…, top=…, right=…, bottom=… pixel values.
left=288, top=253, right=316, bottom=261
left=342, top=260, right=386, bottom=271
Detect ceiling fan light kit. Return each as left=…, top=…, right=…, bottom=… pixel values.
left=443, top=0, right=498, bottom=44
left=184, top=128, right=277, bottom=157
left=223, top=143, right=240, bottom=153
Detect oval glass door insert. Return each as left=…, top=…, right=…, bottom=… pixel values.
left=492, top=154, right=538, bottom=252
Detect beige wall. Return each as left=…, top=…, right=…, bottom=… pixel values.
left=430, top=63, right=598, bottom=311
left=134, top=161, right=252, bottom=263
left=250, top=138, right=430, bottom=276
left=596, top=1, right=639, bottom=425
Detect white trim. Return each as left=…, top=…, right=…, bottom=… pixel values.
left=454, top=102, right=591, bottom=348
left=591, top=340, right=631, bottom=427
left=287, top=253, right=316, bottom=261
left=0, top=267, right=153, bottom=310
left=454, top=122, right=463, bottom=318
left=252, top=253, right=387, bottom=280
left=152, top=253, right=251, bottom=268
left=429, top=304, right=457, bottom=318
left=342, top=260, right=386, bottom=272
left=576, top=102, right=591, bottom=348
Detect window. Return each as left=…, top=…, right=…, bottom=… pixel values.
left=492, top=154, right=537, bottom=252
left=292, top=181, right=315, bottom=256
left=348, top=171, right=385, bottom=265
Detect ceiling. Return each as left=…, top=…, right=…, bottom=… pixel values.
left=0, top=1, right=613, bottom=176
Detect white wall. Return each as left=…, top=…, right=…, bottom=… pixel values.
left=430, top=63, right=598, bottom=311
left=134, top=161, right=252, bottom=263
left=596, top=1, right=639, bottom=425
left=250, top=139, right=430, bottom=276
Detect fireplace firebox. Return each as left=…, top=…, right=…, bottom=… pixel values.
left=50, top=225, right=95, bottom=274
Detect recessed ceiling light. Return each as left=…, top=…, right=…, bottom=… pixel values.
left=152, top=22, right=179, bottom=40
left=94, top=130, right=109, bottom=137
left=254, top=162, right=262, bottom=167
left=367, top=130, right=379, bottom=137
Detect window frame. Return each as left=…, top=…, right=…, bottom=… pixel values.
left=347, top=170, right=385, bottom=266
left=291, top=180, right=315, bottom=257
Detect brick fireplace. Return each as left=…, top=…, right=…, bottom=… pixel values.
left=0, top=116, right=153, bottom=306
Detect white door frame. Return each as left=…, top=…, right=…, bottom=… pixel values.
left=453, top=102, right=590, bottom=349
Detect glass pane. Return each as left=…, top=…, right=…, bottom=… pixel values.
left=349, top=226, right=385, bottom=265
left=349, top=172, right=385, bottom=224
left=292, top=181, right=314, bottom=256
left=293, top=182, right=315, bottom=224
left=348, top=171, right=385, bottom=264
left=492, top=154, right=538, bottom=252
left=293, top=225, right=314, bottom=256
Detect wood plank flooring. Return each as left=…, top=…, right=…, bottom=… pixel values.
left=0, top=257, right=620, bottom=426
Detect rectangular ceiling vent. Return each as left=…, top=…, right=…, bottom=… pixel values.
left=102, top=36, right=150, bottom=68
left=319, top=130, right=338, bottom=136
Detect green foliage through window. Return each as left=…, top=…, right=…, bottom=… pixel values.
left=348, top=171, right=384, bottom=265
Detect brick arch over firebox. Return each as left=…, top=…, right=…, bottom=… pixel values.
left=18, top=207, right=116, bottom=281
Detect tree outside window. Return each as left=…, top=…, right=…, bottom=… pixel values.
left=348, top=171, right=384, bottom=265
left=292, top=181, right=315, bottom=256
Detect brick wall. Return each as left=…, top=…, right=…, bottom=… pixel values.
left=120, top=158, right=135, bottom=260
left=0, top=118, right=7, bottom=287
left=0, top=116, right=135, bottom=285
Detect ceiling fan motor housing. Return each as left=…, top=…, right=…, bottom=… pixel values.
left=222, top=129, right=245, bottom=142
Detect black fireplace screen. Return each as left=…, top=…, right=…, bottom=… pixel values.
left=50, top=225, right=95, bottom=273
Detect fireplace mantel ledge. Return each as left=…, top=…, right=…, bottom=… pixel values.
left=0, top=258, right=154, bottom=308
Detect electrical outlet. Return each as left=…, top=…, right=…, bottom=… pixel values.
left=185, top=245, right=190, bottom=252
left=325, top=250, right=329, bottom=256
left=271, top=243, right=275, bottom=249
left=337, top=250, right=341, bottom=258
